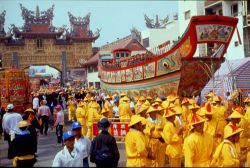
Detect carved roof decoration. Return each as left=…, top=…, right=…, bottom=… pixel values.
left=144, top=14, right=169, bottom=29
left=0, top=10, right=6, bottom=36
left=67, top=12, right=100, bottom=42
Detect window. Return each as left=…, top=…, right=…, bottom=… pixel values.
left=89, top=82, right=94, bottom=87
left=219, top=9, right=223, bottom=16
left=121, top=53, right=124, bottom=58
left=235, top=41, right=239, bottom=47
left=143, top=37, right=149, bottom=48
left=88, top=66, right=93, bottom=73
left=126, top=52, right=129, bottom=57
left=231, top=4, right=238, bottom=17
left=116, top=53, right=120, bottom=58
left=185, top=10, right=190, bottom=20
left=95, top=82, right=100, bottom=89
left=37, top=38, right=43, bottom=48
left=93, top=66, right=98, bottom=72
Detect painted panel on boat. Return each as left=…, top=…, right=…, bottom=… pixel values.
left=126, top=69, right=133, bottom=82
left=116, top=71, right=121, bottom=83
left=121, top=70, right=126, bottom=82
left=111, top=71, right=116, bottom=83
left=144, top=62, right=155, bottom=79
left=107, top=72, right=111, bottom=83
left=133, top=66, right=143, bottom=81
left=196, top=24, right=233, bottom=43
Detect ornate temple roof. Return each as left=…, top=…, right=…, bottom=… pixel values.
left=67, top=12, right=100, bottom=42
left=8, top=4, right=99, bottom=42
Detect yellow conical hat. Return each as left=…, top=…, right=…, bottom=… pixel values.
left=228, top=110, right=243, bottom=119
left=128, top=115, right=143, bottom=127
left=101, top=108, right=109, bottom=114
left=147, top=106, right=159, bottom=114
left=139, top=96, right=146, bottom=101
left=163, top=108, right=176, bottom=118
left=189, top=113, right=207, bottom=126
left=137, top=104, right=149, bottom=114
left=224, top=124, right=243, bottom=139
left=154, top=98, right=162, bottom=103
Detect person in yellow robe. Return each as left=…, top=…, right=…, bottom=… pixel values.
left=119, top=92, right=126, bottom=104
left=212, top=96, right=227, bottom=140
left=86, top=102, right=101, bottom=139
left=75, top=102, right=87, bottom=136
left=135, top=96, right=146, bottom=114
left=181, top=97, right=190, bottom=126
left=146, top=106, right=166, bottom=167
left=104, top=95, right=113, bottom=118
left=83, top=97, right=89, bottom=113
left=185, top=103, right=200, bottom=137
left=125, top=115, right=152, bottom=167
left=244, top=97, right=250, bottom=124
left=162, top=94, right=178, bottom=109
left=211, top=125, right=244, bottom=167
left=183, top=113, right=214, bottom=167
left=146, top=96, right=153, bottom=105
left=67, top=95, right=77, bottom=122
left=162, top=107, right=183, bottom=167
left=153, top=97, right=162, bottom=105
left=118, top=96, right=132, bottom=122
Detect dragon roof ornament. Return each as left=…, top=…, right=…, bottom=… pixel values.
left=20, top=4, right=55, bottom=27
left=68, top=12, right=90, bottom=27
left=144, top=14, right=169, bottom=29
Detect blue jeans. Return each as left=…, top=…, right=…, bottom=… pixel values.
left=83, top=157, right=89, bottom=168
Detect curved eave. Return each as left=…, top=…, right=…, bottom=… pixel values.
left=69, top=34, right=100, bottom=43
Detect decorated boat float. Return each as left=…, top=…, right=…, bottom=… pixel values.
left=99, top=15, right=238, bottom=97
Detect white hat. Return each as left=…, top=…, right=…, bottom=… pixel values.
left=7, top=104, right=14, bottom=110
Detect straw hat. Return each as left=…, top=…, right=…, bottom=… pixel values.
left=146, top=96, right=153, bottom=100
left=228, top=110, right=243, bottom=119
left=137, top=104, right=149, bottom=114
left=189, top=113, right=207, bottom=126
left=17, top=120, right=31, bottom=128
left=158, top=105, right=164, bottom=111
left=213, top=96, right=223, bottom=103
left=128, top=115, right=143, bottom=127
left=135, top=96, right=140, bottom=101
left=83, top=97, right=89, bottom=101
left=154, top=98, right=162, bottom=103
left=24, top=108, right=35, bottom=114
left=101, top=108, right=109, bottom=114
left=90, top=97, right=95, bottom=101
left=144, top=101, right=151, bottom=107
left=187, top=98, right=196, bottom=105
left=152, top=102, right=160, bottom=107
left=68, top=95, right=73, bottom=99
left=167, top=94, right=178, bottom=102
left=163, top=108, right=176, bottom=118
left=120, top=92, right=126, bottom=97
left=78, top=102, right=84, bottom=107
left=172, top=105, right=183, bottom=115
left=203, top=103, right=213, bottom=115
left=205, top=92, right=215, bottom=98
left=106, top=95, right=112, bottom=99
left=189, top=103, right=200, bottom=110
left=244, top=97, right=250, bottom=103
left=181, top=97, right=189, bottom=105
left=232, top=106, right=244, bottom=115
left=224, top=124, right=243, bottom=139
left=90, top=103, right=100, bottom=109
left=147, top=106, right=159, bottom=114
left=139, top=96, right=146, bottom=101
left=168, top=103, right=175, bottom=108
left=122, top=96, right=130, bottom=102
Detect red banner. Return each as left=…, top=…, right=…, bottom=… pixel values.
left=92, top=122, right=129, bottom=137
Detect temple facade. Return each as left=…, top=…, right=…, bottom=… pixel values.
left=0, top=4, right=99, bottom=78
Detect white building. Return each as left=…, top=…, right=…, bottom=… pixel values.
left=141, top=19, right=179, bottom=50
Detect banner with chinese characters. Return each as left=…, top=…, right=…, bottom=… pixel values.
left=92, top=122, right=129, bottom=138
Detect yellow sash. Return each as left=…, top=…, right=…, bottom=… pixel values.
left=13, top=155, right=35, bottom=167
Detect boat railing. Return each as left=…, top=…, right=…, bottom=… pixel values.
left=101, top=52, right=155, bottom=69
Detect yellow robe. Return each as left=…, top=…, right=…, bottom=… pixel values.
left=146, top=116, right=166, bottom=167
left=238, top=117, right=250, bottom=148
left=104, top=100, right=113, bottom=118
left=75, top=106, right=87, bottom=135
left=67, top=100, right=76, bottom=121
left=86, top=107, right=101, bottom=139
left=125, top=129, right=148, bottom=167
left=213, top=105, right=227, bottom=138
left=162, top=120, right=182, bottom=167
left=183, top=131, right=214, bottom=167
left=118, top=102, right=132, bottom=122
left=211, top=139, right=240, bottom=167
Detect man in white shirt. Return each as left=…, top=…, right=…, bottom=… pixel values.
left=32, top=94, right=39, bottom=112
left=52, top=131, right=83, bottom=167
left=72, top=121, right=91, bottom=167
left=2, top=104, right=23, bottom=145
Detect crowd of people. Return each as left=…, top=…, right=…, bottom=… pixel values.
left=1, top=86, right=250, bottom=167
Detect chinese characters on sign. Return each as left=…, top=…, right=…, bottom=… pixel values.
left=92, top=122, right=129, bottom=137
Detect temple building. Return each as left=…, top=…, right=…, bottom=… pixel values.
left=0, top=4, right=100, bottom=83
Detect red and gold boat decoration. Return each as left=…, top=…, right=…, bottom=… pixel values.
left=99, top=15, right=238, bottom=97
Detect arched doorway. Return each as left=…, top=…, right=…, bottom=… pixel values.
left=24, top=65, right=62, bottom=91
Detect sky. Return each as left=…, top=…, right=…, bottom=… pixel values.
left=0, top=0, right=178, bottom=47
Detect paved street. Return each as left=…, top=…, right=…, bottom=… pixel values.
left=0, top=118, right=126, bottom=167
